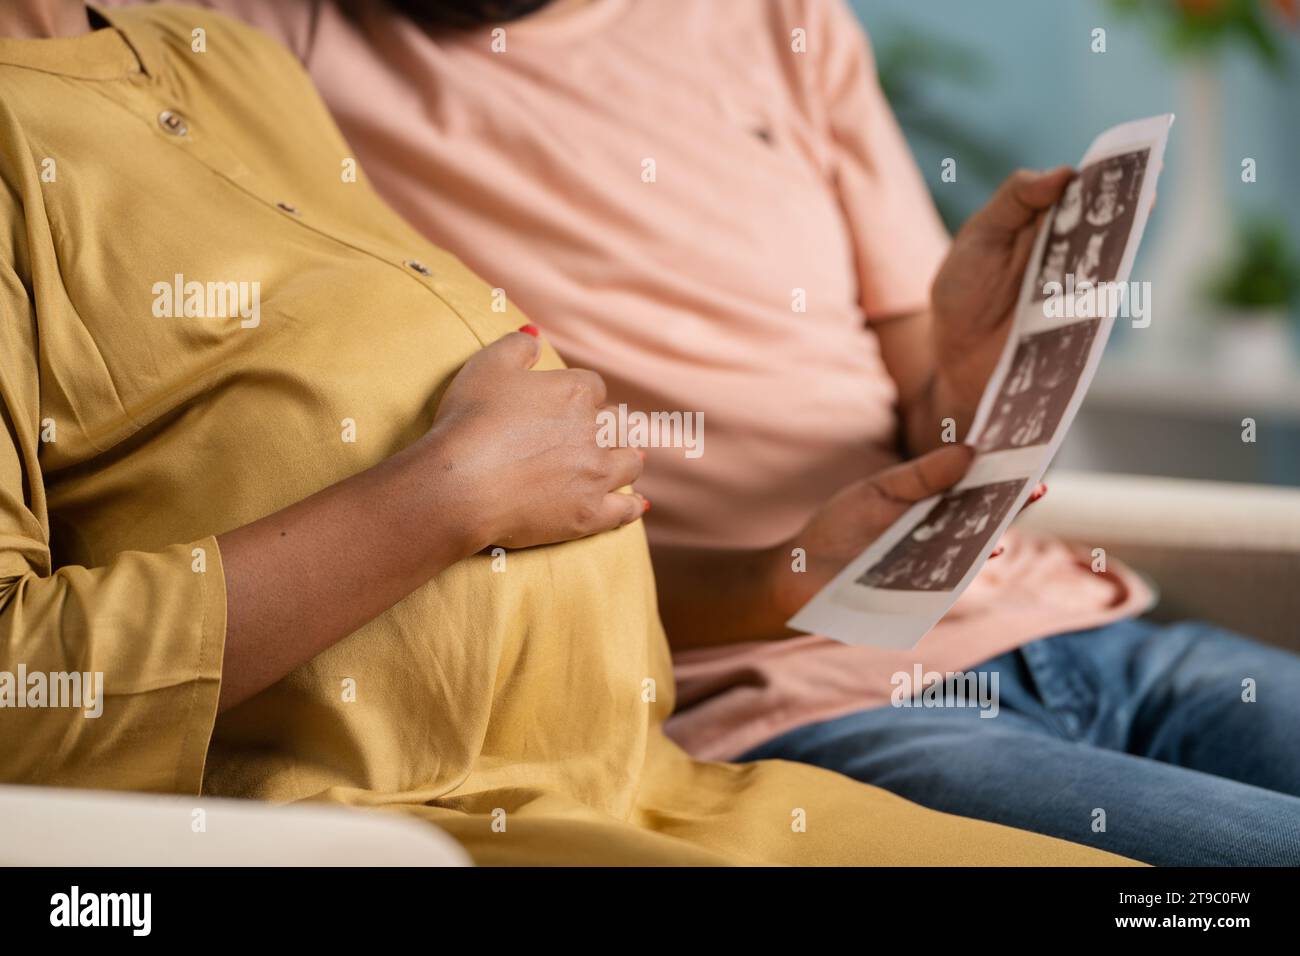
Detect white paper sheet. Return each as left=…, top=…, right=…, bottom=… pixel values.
left=788, top=114, right=1175, bottom=649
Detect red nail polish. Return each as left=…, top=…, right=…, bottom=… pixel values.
left=642, top=497, right=651, bottom=514
left=518, top=324, right=539, bottom=337
left=989, top=546, right=1005, bottom=559
left=1027, top=483, right=1048, bottom=504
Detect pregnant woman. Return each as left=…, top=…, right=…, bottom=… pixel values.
left=163, top=0, right=1300, bottom=866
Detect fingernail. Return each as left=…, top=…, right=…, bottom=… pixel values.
left=635, top=449, right=646, bottom=462
left=1027, top=482, right=1048, bottom=504
left=518, top=324, right=540, bottom=337
left=988, top=546, right=1005, bottom=559
left=642, top=497, right=651, bottom=514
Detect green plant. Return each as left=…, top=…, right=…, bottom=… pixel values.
left=1208, top=216, right=1300, bottom=317
left=1107, top=0, right=1297, bottom=70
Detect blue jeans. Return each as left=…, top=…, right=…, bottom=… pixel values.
left=740, top=619, right=1300, bottom=865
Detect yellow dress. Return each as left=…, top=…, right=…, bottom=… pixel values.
left=0, top=6, right=1134, bottom=865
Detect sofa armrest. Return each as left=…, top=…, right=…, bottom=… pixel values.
left=1019, top=470, right=1300, bottom=652
left=0, top=785, right=471, bottom=866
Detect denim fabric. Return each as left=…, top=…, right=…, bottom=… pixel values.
left=740, top=619, right=1300, bottom=865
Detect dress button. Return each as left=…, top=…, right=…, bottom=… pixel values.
left=158, top=110, right=188, bottom=136
left=405, top=260, right=432, bottom=276
left=276, top=201, right=300, bottom=216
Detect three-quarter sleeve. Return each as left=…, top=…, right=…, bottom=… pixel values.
left=0, top=260, right=227, bottom=795
left=803, top=0, right=951, bottom=321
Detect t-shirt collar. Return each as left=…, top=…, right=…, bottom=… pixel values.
left=0, top=4, right=162, bottom=80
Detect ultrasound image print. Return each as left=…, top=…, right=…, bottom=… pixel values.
left=976, top=318, right=1100, bottom=454
left=857, top=479, right=1028, bottom=592
left=1032, top=148, right=1150, bottom=301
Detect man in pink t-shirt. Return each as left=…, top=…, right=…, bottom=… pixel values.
left=130, top=0, right=1300, bottom=865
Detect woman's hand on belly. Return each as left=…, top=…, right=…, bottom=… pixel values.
left=420, top=328, right=647, bottom=551
left=214, top=329, right=645, bottom=711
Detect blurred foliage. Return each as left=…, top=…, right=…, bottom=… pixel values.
left=874, top=23, right=1015, bottom=230
left=1107, top=0, right=1295, bottom=71
left=1208, top=216, right=1300, bottom=316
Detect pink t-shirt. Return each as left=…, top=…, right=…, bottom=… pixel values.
left=168, top=0, right=1152, bottom=759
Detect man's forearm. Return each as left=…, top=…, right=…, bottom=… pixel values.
left=649, top=542, right=795, bottom=650
left=648, top=443, right=978, bottom=650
